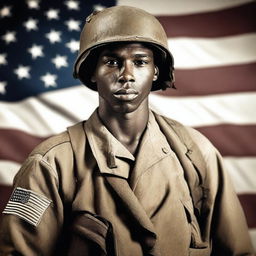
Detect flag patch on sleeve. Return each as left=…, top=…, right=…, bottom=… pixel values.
left=3, top=187, right=52, bottom=227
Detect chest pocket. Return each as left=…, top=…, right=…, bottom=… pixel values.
left=181, top=199, right=210, bottom=256
left=67, top=212, right=116, bottom=256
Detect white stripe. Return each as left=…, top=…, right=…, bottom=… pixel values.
left=28, top=197, right=49, bottom=210
left=30, top=194, right=51, bottom=208
left=224, top=157, right=256, bottom=194
left=8, top=202, right=46, bottom=216
left=5, top=203, right=42, bottom=218
left=249, top=228, right=256, bottom=252
left=0, top=88, right=256, bottom=136
left=117, top=0, right=254, bottom=15
left=4, top=208, right=41, bottom=226
left=149, top=92, right=256, bottom=127
left=0, top=85, right=98, bottom=136
left=170, top=33, right=256, bottom=69
left=1, top=157, right=256, bottom=194
left=3, top=206, right=42, bottom=226
left=3, top=210, right=38, bottom=226
left=0, top=160, right=20, bottom=185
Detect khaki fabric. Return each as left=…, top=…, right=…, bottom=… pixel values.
left=0, top=109, right=254, bottom=256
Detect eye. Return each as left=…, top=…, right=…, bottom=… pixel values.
left=134, top=59, right=148, bottom=66
left=105, top=58, right=119, bottom=67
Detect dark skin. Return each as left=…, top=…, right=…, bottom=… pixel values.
left=91, top=43, right=158, bottom=155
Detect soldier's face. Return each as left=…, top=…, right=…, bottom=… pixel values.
left=91, top=43, right=158, bottom=114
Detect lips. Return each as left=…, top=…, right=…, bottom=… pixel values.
left=113, top=88, right=138, bottom=101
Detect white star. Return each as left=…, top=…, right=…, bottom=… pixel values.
left=0, top=6, right=12, bottom=18
left=1, top=31, right=16, bottom=44
left=45, top=30, right=61, bottom=44
left=0, top=53, right=7, bottom=65
left=45, top=8, right=59, bottom=20
left=64, top=0, right=80, bottom=10
left=28, top=44, right=44, bottom=59
left=66, top=39, right=79, bottom=53
left=26, top=0, right=40, bottom=9
left=93, top=4, right=105, bottom=11
left=40, top=72, right=57, bottom=87
left=14, top=65, right=31, bottom=80
left=65, top=18, right=81, bottom=31
left=52, top=55, right=68, bottom=69
left=23, top=18, right=38, bottom=31
left=0, top=81, right=7, bottom=94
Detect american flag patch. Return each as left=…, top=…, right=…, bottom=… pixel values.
left=3, top=187, right=52, bottom=227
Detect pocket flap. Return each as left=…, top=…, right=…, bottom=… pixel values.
left=71, top=212, right=111, bottom=254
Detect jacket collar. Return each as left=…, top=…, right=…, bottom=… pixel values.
left=128, top=111, right=172, bottom=188
left=84, top=109, right=171, bottom=180
left=84, top=109, right=134, bottom=179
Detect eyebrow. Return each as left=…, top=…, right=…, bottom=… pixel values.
left=134, top=54, right=152, bottom=58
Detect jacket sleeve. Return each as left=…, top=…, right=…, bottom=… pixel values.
left=0, top=154, right=66, bottom=256
left=209, top=150, right=254, bottom=255
left=183, top=126, right=254, bottom=255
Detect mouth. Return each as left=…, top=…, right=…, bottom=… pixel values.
left=113, top=88, right=138, bottom=101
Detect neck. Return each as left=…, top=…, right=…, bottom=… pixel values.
left=98, top=103, right=149, bottom=154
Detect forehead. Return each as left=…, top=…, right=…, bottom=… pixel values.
left=98, top=42, right=154, bottom=57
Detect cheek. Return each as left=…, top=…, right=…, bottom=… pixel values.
left=96, top=69, right=118, bottom=85
left=136, top=70, right=155, bottom=88
left=109, top=72, right=118, bottom=83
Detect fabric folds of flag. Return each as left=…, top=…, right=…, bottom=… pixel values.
left=0, top=0, right=256, bottom=250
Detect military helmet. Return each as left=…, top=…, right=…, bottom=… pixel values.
left=73, top=5, right=175, bottom=91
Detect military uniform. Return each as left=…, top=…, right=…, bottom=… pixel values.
left=0, top=110, right=253, bottom=255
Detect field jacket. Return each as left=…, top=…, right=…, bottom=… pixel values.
left=0, top=109, right=253, bottom=256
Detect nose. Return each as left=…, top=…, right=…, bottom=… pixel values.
left=118, top=61, right=135, bottom=84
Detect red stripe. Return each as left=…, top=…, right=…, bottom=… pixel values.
left=155, top=63, right=256, bottom=97
left=196, top=125, right=256, bottom=157
left=238, top=193, right=256, bottom=228
left=0, top=129, right=45, bottom=163
left=157, top=2, right=256, bottom=38
left=0, top=185, right=12, bottom=213
left=0, top=125, right=256, bottom=166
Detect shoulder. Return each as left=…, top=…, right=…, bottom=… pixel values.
left=14, top=125, right=82, bottom=185
left=30, top=131, right=71, bottom=158
left=29, top=121, right=86, bottom=157
left=13, top=123, right=86, bottom=196
left=153, top=111, right=217, bottom=156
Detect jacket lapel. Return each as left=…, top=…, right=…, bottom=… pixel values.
left=154, top=112, right=206, bottom=181
left=105, top=175, right=161, bottom=256
left=128, top=112, right=172, bottom=190
left=154, top=112, right=207, bottom=213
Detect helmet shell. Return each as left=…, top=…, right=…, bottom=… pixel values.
left=73, top=6, right=174, bottom=91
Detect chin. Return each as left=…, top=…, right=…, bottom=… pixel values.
left=112, top=103, right=139, bottom=114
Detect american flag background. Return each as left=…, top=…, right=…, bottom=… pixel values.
left=0, top=0, right=255, bottom=250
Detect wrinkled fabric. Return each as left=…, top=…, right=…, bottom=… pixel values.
left=0, top=109, right=254, bottom=256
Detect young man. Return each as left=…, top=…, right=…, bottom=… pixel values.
left=0, top=6, right=254, bottom=256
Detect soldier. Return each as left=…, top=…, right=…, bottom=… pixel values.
left=0, top=6, right=254, bottom=256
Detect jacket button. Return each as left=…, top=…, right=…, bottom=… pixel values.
left=187, top=149, right=193, bottom=154
left=162, top=147, right=169, bottom=154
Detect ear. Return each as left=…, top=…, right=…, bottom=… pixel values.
left=90, top=74, right=96, bottom=83
left=153, top=66, right=159, bottom=81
